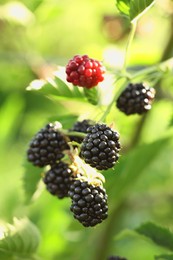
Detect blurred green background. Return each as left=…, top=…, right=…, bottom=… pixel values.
left=0, top=0, right=173, bottom=259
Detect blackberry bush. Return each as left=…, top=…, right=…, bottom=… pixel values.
left=80, top=123, right=121, bottom=170
left=116, top=82, right=156, bottom=115
left=43, top=161, right=74, bottom=199
left=68, top=179, right=108, bottom=227
left=20, top=2, right=173, bottom=259
left=27, top=123, right=69, bottom=167
left=65, top=54, right=105, bottom=88
left=69, top=119, right=95, bottom=144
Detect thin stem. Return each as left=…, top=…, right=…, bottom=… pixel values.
left=131, top=57, right=173, bottom=80
left=122, top=20, right=137, bottom=74
left=60, top=129, right=87, bottom=138
left=99, top=95, right=117, bottom=123
left=99, top=78, right=129, bottom=122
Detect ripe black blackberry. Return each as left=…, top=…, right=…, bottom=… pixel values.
left=69, top=179, right=108, bottom=227
left=107, top=256, right=127, bottom=260
left=116, top=82, right=155, bottom=115
left=27, top=123, right=69, bottom=167
left=69, top=119, right=95, bottom=144
left=80, top=123, right=120, bottom=170
left=43, top=162, right=74, bottom=199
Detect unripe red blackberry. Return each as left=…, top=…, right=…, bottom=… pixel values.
left=116, top=82, right=155, bottom=115
left=27, top=123, right=69, bottom=167
left=107, top=256, right=127, bottom=260
left=65, top=55, right=105, bottom=89
left=80, top=123, right=120, bottom=170
left=43, top=162, right=74, bottom=199
left=69, top=119, right=95, bottom=144
left=69, top=179, right=108, bottom=227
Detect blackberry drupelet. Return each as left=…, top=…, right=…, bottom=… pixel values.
left=69, top=179, right=108, bottom=227
left=66, top=54, right=105, bottom=88
left=107, top=256, right=127, bottom=260
left=43, top=161, right=74, bottom=199
left=116, top=82, right=155, bottom=115
left=80, top=123, right=120, bottom=170
left=69, top=119, right=95, bottom=144
left=27, top=123, right=69, bottom=167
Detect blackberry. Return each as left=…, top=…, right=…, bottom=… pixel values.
left=116, top=82, right=155, bottom=115
left=43, top=162, right=74, bottom=199
left=80, top=123, right=120, bottom=170
left=69, top=179, right=108, bottom=227
left=107, top=256, right=127, bottom=260
left=66, top=54, right=105, bottom=89
left=69, top=119, right=95, bottom=144
left=27, top=123, right=69, bottom=167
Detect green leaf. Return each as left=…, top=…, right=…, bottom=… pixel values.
left=136, top=222, right=173, bottom=251
left=155, top=254, right=173, bottom=260
left=0, top=218, right=41, bottom=258
left=116, top=0, right=131, bottom=17
left=26, top=68, right=84, bottom=101
left=83, top=87, right=99, bottom=105
left=22, top=161, right=43, bottom=204
left=130, top=0, right=155, bottom=21
left=115, top=0, right=155, bottom=21
left=54, top=76, right=83, bottom=98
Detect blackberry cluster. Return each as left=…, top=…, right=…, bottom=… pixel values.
left=107, top=256, right=127, bottom=260
left=80, top=123, right=121, bottom=170
left=43, top=162, right=74, bottom=199
left=26, top=120, right=120, bottom=228
left=66, top=54, right=105, bottom=88
left=69, top=179, right=108, bottom=227
left=116, top=82, right=155, bottom=115
left=27, top=123, right=69, bottom=167
left=69, top=119, right=95, bottom=144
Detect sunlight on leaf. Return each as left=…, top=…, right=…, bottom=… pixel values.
left=115, top=0, right=131, bottom=17
left=26, top=79, right=46, bottom=91
left=26, top=66, right=85, bottom=100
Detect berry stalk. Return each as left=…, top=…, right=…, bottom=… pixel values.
left=61, top=130, right=87, bottom=138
